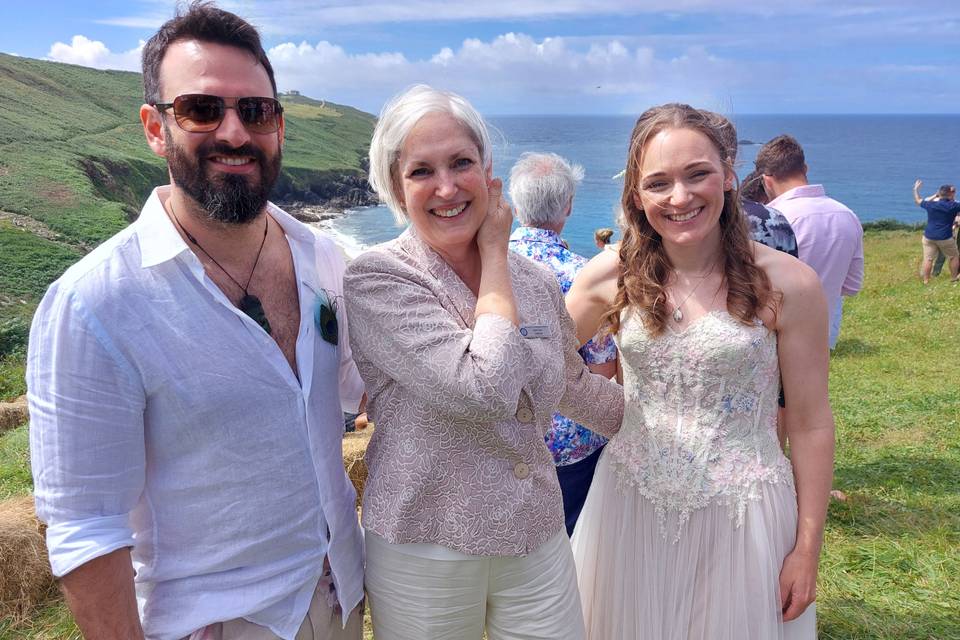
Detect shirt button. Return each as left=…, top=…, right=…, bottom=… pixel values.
left=514, top=462, right=530, bottom=479
left=516, top=407, right=534, bottom=423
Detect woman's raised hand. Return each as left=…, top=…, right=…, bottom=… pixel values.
left=474, top=177, right=518, bottom=325
left=477, top=178, right=513, bottom=257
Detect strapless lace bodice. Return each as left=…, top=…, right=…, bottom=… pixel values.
left=607, top=310, right=795, bottom=541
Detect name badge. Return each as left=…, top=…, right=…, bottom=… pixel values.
left=519, top=324, right=551, bottom=339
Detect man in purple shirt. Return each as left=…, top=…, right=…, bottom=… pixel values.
left=757, top=135, right=864, bottom=349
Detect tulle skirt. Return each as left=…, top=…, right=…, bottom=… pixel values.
left=571, top=452, right=816, bottom=640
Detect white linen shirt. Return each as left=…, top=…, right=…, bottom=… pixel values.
left=27, top=186, right=365, bottom=640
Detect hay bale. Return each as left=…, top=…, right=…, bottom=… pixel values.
left=0, top=496, right=56, bottom=621
left=342, top=427, right=372, bottom=506
left=0, top=428, right=371, bottom=620
left=0, top=395, right=29, bottom=435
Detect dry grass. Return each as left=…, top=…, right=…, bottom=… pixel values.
left=0, top=496, right=56, bottom=622
left=343, top=427, right=372, bottom=506
left=0, top=396, right=28, bottom=435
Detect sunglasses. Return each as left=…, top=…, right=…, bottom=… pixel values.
left=153, top=94, right=283, bottom=134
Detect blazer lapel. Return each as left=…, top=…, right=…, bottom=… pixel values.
left=397, top=227, right=477, bottom=328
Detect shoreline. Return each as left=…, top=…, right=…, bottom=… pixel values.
left=304, top=204, right=929, bottom=262
left=283, top=201, right=373, bottom=260
left=283, top=196, right=931, bottom=265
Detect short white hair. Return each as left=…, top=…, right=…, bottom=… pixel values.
left=368, top=84, right=493, bottom=224
left=508, top=152, right=584, bottom=228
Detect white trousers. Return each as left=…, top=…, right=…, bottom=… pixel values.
left=365, top=529, right=586, bottom=640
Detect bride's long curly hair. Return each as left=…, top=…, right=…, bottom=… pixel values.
left=600, top=103, right=776, bottom=337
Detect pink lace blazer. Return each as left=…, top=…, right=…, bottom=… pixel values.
left=344, top=228, right=623, bottom=556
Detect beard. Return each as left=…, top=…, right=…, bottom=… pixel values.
left=165, top=127, right=282, bottom=225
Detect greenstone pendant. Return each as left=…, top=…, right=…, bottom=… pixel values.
left=240, top=293, right=272, bottom=335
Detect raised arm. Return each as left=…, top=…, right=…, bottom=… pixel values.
left=475, top=178, right=518, bottom=326
left=771, top=257, right=835, bottom=622
left=913, top=179, right=924, bottom=205
left=344, top=177, right=534, bottom=421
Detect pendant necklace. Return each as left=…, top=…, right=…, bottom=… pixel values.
left=670, top=263, right=716, bottom=323
left=169, top=202, right=272, bottom=335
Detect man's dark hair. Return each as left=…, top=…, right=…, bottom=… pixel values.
left=141, top=1, right=277, bottom=104
left=754, top=134, right=806, bottom=180
left=937, top=184, right=956, bottom=199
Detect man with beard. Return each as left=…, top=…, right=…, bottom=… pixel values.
left=26, top=3, right=365, bottom=639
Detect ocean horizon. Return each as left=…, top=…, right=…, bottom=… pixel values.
left=319, top=113, right=959, bottom=259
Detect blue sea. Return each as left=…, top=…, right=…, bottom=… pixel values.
left=321, top=114, right=960, bottom=259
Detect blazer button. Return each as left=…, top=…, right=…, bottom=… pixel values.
left=513, top=462, right=531, bottom=479
left=516, top=407, right=534, bottom=423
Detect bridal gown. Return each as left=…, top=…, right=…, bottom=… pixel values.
left=571, top=310, right=816, bottom=640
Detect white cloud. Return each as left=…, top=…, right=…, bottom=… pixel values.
left=94, top=16, right=167, bottom=30
left=46, top=35, right=143, bottom=71
left=37, top=30, right=746, bottom=113
left=37, top=23, right=959, bottom=114
left=268, top=32, right=743, bottom=113
left=871, top=64, right=942, bottom=74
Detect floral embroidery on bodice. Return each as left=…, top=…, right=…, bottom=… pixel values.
left=607, top=310, right=795, bottom=541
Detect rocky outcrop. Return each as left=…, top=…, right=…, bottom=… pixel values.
left=278, top=173, right=378, bottom=211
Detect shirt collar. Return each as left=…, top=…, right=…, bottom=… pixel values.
left=137, top=186, right=190, bottom=268
left=769, top=183, right=826, bottom=207
left=137, top=185, right=315, bottom=269
left=509, top=225, right=567, bottom=248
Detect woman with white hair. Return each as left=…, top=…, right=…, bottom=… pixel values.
left=343, top=85, right=623, bottom=640
left=506, top=152, right=619, bottom=537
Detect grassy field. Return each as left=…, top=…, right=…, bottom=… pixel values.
left=0, top=229, right=957, bottom=637
left=0, top=53, right=376, bottom=404
left=0, top=53, right=375, bottom=247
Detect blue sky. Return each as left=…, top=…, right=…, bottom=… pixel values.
left=4, top=1, right=959, bottom=115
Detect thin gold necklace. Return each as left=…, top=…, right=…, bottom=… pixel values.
left=670, top=263, right=717, bottom=323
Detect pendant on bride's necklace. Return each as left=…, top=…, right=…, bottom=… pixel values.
left=670, top=262, right=717, bottom=324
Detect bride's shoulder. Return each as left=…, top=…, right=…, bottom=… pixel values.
left=752, top=242, right=820, bottom=297
left=577, top=247, right=621, bottom=288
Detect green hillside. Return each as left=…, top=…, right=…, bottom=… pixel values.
left=0, top=53, right=376, bottom=399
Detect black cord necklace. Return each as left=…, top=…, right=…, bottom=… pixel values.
left=169, top=202, right=272, bottom=335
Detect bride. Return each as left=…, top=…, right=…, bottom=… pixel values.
left=566, top=104, right=835, bottom=640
